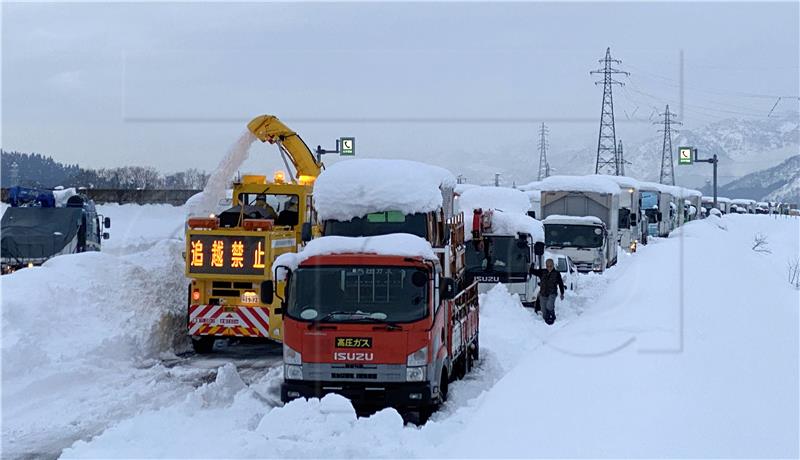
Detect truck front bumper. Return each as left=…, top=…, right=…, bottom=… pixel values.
left=281, top=380, right=434, bottom=409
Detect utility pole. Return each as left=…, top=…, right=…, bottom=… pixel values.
left=616, top=140, right=625, bottom=176
left=537, top=123, right=550, bottom=180
left=494, top=173, right=501, bottom=187
left=655, top=105, right=681, bottom=185
left=590, top=47, right=629, bottom=176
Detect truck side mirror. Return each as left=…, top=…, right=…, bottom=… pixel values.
left=527, top=211, right=536, bottom=219
left=104, top=217, right=111, bottom=229
left=260, top=280, right=274, bottom=305
left=301, top=222, right=312, bottom=243
left=533, top=241, right=545, bottom=256
left=103, top=232, right=110, bottom=240
left=657, top=212, right=663, bottom=222
left=630, top=214, right=637, bottom=226
left=440, top=277, right=456, bottom=300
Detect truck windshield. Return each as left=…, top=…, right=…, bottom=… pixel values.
left=465, top=236, right=530, bottom=275
left=544, top=224, right=604, bottom=248
left=287, top=266, right=429, bottom=323
left=323, top=212, right=427, bottom=239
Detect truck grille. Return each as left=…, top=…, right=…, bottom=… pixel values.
left=211, top=281, right=253, bottom=297
left=574, top=262, right=594, bottom=272
left=331, top=373, right=378, bottom=380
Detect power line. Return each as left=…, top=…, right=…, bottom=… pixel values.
left=590, top=47, right=629, bottom=176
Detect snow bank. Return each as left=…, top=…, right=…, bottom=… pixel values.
left=437, top=215, right=799, bottom=458
left=544, top=214, right=604, bottom=225
left=537, top=174, right=620, bottom=195
left=2, top=239, right=190, bottom=456
left=97, top=203, right=186, bottom=253
left=455, top=186, right=531, bottom=215
left=313, top=159, right=456, bottom=221
left=273, top=234, right=437, bottom=279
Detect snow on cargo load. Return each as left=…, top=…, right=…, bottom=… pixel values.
left=273, top=233, right=437, bottom=279
left=313, top=159, right=456, bottom=222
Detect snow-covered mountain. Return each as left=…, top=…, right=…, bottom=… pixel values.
left=549, top=115, right=799, bottom=188
left=708, top=155, right=800, bottom=203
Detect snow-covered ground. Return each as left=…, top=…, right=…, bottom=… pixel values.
left=2, top=208, right=798, bottom=458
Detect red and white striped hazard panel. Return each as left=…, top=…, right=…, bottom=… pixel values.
left=188, top=304, right=271, bottom=338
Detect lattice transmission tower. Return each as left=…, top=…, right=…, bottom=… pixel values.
left=537, top=123, right=550, bottom=180
left=655, top=105, right=681, bottom=185
left=590, top=47, right=629, bottom=175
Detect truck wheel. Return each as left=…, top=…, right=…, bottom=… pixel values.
left=191, top=336, right=215, bottom=354
left=439, top=371, right=449, bottom=403
left=472, top=335, right=480, bottom=361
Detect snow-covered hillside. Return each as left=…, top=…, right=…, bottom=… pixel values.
left=710, top=155, right=800, bottom=203
left=3, top=204, right=795, bottom=458
left=551, top=116, right=800, bottom=188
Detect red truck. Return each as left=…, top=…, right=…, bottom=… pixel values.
left=263, top=235, right=479, bottom=422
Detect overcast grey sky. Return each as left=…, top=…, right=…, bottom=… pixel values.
left=2, top=2, right=798, bottom=179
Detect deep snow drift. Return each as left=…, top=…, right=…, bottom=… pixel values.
left=59, top=214, right=799, bottom=458
left=1, top=204, right=193, bottom=457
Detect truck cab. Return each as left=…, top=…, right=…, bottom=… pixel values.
left=272, top=235, right=479, bottom=422
left=543, top=215, right=609, bottom=273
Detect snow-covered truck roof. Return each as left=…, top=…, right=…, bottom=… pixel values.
left=682, top=188, right=703, bottom=198
left=543, top=214, right=604, bottom=226
left=273, top=233, right=437, bottom=279
left=454, top=183, right=478, bottom=195
left=587, top=174, right=640, bottom=191
left=717, top=197, right=732, bottom=203
left=537, top=175, right=620, bottom=195
left=456, top=186, right=531, bottom=215
left=314, top=159, right=456, bottom=221
left=518, top=180, right=542, bottom=191
left=732, top=198, right=756, bottom=205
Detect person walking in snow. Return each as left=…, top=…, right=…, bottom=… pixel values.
left=530, top=258, right=565, bottom=325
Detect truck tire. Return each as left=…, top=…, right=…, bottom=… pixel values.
left=471, top=334, right=480, bottom=362
left=191, top=336, right=215, bottom=354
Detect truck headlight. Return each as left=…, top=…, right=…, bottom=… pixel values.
left=406, top=366, right=426, bottom=382
left=406, top=346, right=428, bottom=367
left=593, top=257, right=603, bottom=271
left=283, top=344, right=302, bottom=365
left=284, top=364, right=303, bottom=380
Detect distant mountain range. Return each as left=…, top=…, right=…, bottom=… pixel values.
left=704, top=155, right=800, bottom=204
left=549, top=115, right=799, bottom=189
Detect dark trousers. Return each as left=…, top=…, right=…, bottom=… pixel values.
left=539, top=294, right=557, bottom=325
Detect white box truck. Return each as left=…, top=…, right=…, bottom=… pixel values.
left=538, top=176, right=620, bottom=273
left=595, top=175, right=644, bottom=253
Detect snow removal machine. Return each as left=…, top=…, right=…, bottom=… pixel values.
left=260, top=159, right=480, bottom=423
left=1, top=186, right=110, bottom=274
left=186, top=114, right=329, bottom=352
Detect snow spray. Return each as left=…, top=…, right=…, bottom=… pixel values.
left=186, top=130, right=256, bottom=218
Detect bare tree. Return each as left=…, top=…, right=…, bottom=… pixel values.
left=789, top=257, right=800, bottom=290
left=752, top=233, right=772, bottom=254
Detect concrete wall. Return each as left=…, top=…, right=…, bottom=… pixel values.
left=1, top=188, right=201, bottom=206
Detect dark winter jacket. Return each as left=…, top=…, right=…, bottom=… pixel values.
left=530, top=268, right=565, bottom=297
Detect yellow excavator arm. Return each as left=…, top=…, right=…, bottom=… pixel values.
left=247, top=115, right=321, bottom=179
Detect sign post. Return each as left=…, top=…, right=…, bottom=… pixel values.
left=690, top=147, right=719, bottom=208
left=315, top=137, right=356, bottom=162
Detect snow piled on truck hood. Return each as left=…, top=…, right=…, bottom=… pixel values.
left=456, top=186, right=531, bottom=215
left=314, top=159, right=456, bottom=221
left=273, top=233, right=437, bottom=279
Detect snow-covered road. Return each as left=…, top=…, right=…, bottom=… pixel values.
left=2, top=209, right=798, bottom=458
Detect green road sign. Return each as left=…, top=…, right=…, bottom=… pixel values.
left=340, top=137, right=355, bottom=156
left=678, top=146, right=694, bottom=165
